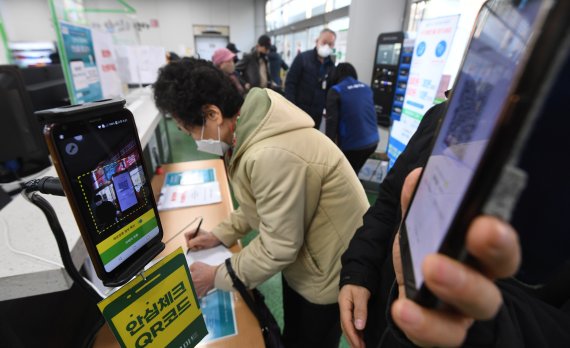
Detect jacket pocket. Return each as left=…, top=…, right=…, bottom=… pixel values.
left=299, top=246, right=324, bottom=276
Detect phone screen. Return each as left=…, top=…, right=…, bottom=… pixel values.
left=404, top=0, right=542, bottom=290
left=51, top=112, right=161, bottom=273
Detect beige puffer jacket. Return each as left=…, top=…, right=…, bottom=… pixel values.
left=212, top=88, right=369, bottom=304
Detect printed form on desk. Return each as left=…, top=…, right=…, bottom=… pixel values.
left=186, top=245, right=233, bottom=266
left=157, top=168, right=222, bottom=211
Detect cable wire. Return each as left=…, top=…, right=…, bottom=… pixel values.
left=1, top=215, right=64, bottom=268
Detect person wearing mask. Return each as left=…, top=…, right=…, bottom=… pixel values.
left=235, top=35, right=273, bottom=91
left=325, top=63, right=379, bottom=174
left=285, top=28, right=336, bottom=128
left=153, top=58, right=369, bottom=348
left=268, top=45, right=289, bottom=88
left=212, top=47, right=245, bottom=96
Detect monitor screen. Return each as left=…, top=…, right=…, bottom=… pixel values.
left=0, top=65, right=50, bottom=182
left=21, top=65, right=70, bottom=111
left=376, top=43, right=402, bottom=66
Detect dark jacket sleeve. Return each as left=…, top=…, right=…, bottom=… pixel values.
left=281, top=60, right=289, bottom=71
left=235, top=54, right=252, bottom=84
left=325, top=88, right=340, bottom=142
left=381, top=277, right=570, bottom=347
left=471, top=279, right=570, bottom=347
left=339, top=102, right=446, bottom=295
left=285, top=53, right=303, bottom=103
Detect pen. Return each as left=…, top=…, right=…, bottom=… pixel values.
left=190, top=217, right=203, bottom=240
left=175, top=217, right=199, bottom=236
left=164, top=216, right=201, bottom=244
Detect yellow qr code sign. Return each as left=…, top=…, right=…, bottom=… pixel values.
left=98, top=248, right=207, bottom=348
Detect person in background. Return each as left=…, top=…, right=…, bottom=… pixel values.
left=226, top=42, right=240, bottom=64
left=268, top=45, right=289, bottom=88
left=235, top=35, right=273, bottom=91
left=94, top=194, right=117, bottom=227
left=153, top=58, right=369, bottom=348
left=339, top=47, right=570, bottom=348
left=338, top=100, right=450, bottom=348
left=325, top=63, right=379, bottom=174
left=212, top=47, right=245, bottom=97
left=285, top=28, right=336, bottom=128
left=49, top=47, right=60, bottom=64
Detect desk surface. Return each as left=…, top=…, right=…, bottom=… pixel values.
left=94, top=160, right=264, bottom=348
left=0, top=89, right=162, bottom=301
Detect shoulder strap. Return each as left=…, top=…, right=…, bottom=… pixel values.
left=225, top=258, right=264, bottom=323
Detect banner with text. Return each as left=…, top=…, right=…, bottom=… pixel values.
left=98, top=248, right=207, bottom=348
left=387, top=15, right=459, bottom=168
left=61, top=21, right=104, bottom=103
left=92, top=29, right=123, bottom=99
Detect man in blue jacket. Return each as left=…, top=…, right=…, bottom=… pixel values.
left=326, top=62, right=379, bottom=174
left=285, top=28, right=336, bottom=128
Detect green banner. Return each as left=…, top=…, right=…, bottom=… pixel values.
left=0, top=14, right=11, bottom=64
left=402, top=107, right=424, bottom=121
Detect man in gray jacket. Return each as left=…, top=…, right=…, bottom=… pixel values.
left=236, top=34, right=273, bottom=91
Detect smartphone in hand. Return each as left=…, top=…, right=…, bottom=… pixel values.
left=398, top=0, right=570, bottom=307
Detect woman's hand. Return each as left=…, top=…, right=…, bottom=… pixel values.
left=188, top=261, right=217, bottom=298
left=185, top=228, right=221, bottom=251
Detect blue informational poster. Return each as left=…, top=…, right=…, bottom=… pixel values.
left=60, top=22, right=103, bottom=103
left=387, top=15, right=459, bottom=169
left=199, top=290, right=238, bottom=343
left=164, top=169, right=217, bottom=187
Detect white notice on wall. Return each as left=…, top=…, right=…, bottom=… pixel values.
left=115, top=45, right=166, bottom=84
left=91, top=29, right=123, bottom=98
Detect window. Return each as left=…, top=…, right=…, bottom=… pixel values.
left=266, top=0, right=351, bottom=31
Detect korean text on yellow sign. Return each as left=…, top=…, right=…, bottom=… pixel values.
left=98, top=248, right=207, bottom=348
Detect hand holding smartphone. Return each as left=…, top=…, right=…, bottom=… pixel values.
left=398, top=0, right=569, bottom=308
left=392, top=169, right=521, bottom=347
left=38, top=99, right=165, bottom=286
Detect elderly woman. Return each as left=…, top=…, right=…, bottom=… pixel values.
left=153, top=58, right=368, bottom=348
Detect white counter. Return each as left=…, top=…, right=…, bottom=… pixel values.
left=0, top=89, right=162, bottom=301
left=127, top=87, right=162, bottom=149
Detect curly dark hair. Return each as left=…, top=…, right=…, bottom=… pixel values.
left=153, top=58, right=243, bottom=127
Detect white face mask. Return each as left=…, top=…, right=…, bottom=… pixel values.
left=317, top=44, right=333, bottom=58
left=195, top=125, right=231, bottom=156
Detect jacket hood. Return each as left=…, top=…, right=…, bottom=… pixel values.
left=230, top=88, right=315, bottom=169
